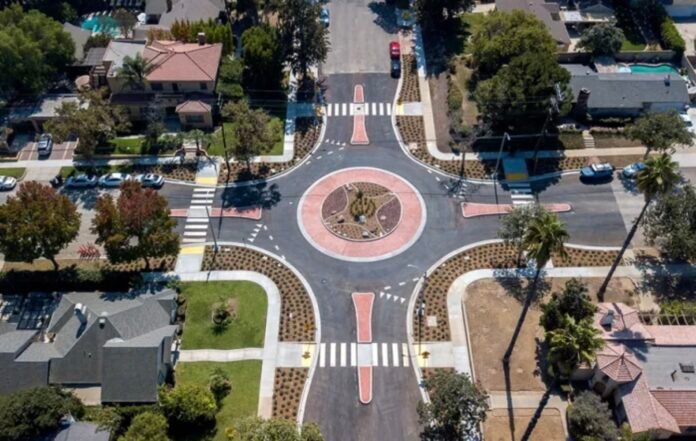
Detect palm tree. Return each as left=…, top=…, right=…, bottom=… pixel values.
left=546, top=316, right=604, bottom=380
left=117, top=53, right=154, bottom=91
left=503, top=210, right=568, bottom=364
left=596, top=153, right=680, bottom=300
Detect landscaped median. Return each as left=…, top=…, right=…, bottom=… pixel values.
left=59, top=159, right=199, bottom=182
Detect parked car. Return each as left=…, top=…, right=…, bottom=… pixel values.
left=36, top=134, right=53, bottom=157
left=680, top=113, right=695, bottom=135
left=320, top=8, right=330, bottom=27
left=390, top=41, right=400, bottom=59
left=134, top=173, right=165, bottom=188
left=65, top=174, right=98, bottom=189
left=580, top=162, right=614, bottom=182
left=390, top=57, right=401, bottom=78
left=98, top=172, right=132, bottom=188
left=0, top=175, right=17, bottom=191
left=622, top=162, right=646, bottom=179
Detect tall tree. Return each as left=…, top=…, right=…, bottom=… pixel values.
left=0, top=387, right=84, bottom=441
left=225, top=418, right=324, bottom=441
left=417, top=370, right=489, bottom=440
left=220, top=100, right=274, bottom=174
left=498, top=204, right=548, bottom=266
left=503, top=210, right=568, bottom=363
left=540, top=278, right=596, bottom=332
left=597, top=153, right=680, bottom=300
left=415, top=0, right=474, bottom=31
left=279, top=0, right=329, bottom=77
left=113, top=8, right=137, bottom=39
left=44, top=88, right=130, bottom=158
left=241, top=25, right=283, bottom=89
left=92, top=181, right=179, bottom=269
left=0, top=181, right=80, bottom=270
left=625, top=110, right=693, bottom=158
left=578, top=23, right=624, bottom=56
left=216, top=56, right=245, bottom=100
left=117, top=53, right=154, bottom=91
left=546, top=316, right=604, bottom=380
left=568, top=391, right=619, bottom=441
left=643, top=183, right=696, bottom=261
left=0, top=5, right=75, bottom=96
left=118, top=412, right=170, bottom=441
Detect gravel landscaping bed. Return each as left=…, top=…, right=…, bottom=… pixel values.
left=272, top=368, right=308, bottom=421
left=103, top=256, right=176, bottom=272
left=529, top=154, right=645, bottom=175
left=398, top=54, right=420, bottom=103
left=132, top=160, right=198, bottom=182
left=202, top=246, right=316, bottom=342
left=218, top=117, right=322, bottom=184
left=553, top=247, right=623, bottom=267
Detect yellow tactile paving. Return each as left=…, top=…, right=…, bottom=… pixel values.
left=179, top=245, right=205, bottom=255
left=195, top=177, right=218, bottom=185
left=302, top=343, right=316, bottom=367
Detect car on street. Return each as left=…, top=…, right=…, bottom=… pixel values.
left=580, top=162, right=614, bottom=182
left=390, top=41, right=400, bottom=59
left=37, top=133, right=53, bottom=157
left=390, top=58, right=401, bottom=78
left=98, top=172, right=132, bottom=188
left=622, top=161, right=646, bottom=179
left=65, top=174, right=98, bottom=189
left=680, top=113, right=695, bottom=135
left=0, top=175, right=17, bottom=191
left=320, top=8, right=330, bottom=27
left=134, top=173, right=165, bottom=188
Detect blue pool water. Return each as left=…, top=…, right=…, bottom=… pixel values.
left=80, top=15, right=120, bottom=37
left=627, top=63, right=680, bottom=75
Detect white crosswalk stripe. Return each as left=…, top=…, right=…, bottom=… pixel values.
left=509, top=182, right=535, bottom=207
left=182, top=187, right=212, bottom=242
left=317, top=342, right=410, bottom=368
left=324, top=102, right=392, bottom=117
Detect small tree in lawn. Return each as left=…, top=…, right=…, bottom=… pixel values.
left=497, top=204, right=548, bottom=267
left=118, top=411, right=170, bottom=441
left=0, top=181, right=80, bottom=270
left=578, top=23, right=624, bottom=56
left=568, top=391, right=619, bottom=441
left=540, top=278, right=596, bottom=332
left=184, top=129, right=211, bottom=157
left=546, top=316, right=604, bottom=380
left=221, top=100, right=273, bottom=175
left=625, top=110, right=693, bottom=158
left=92, top=181, right=179, bottom=270
left=159, top=384, right=216, bottom=430
left=417, top=370, right=489, bottom=440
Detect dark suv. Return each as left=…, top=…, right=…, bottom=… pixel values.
left=390, top=58, right=401, bottom=78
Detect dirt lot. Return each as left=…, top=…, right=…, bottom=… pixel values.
left=465, top=277, right=635, bottom=392
left=483, top=408, right=566, bottom=441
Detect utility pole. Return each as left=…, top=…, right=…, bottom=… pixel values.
left=532, top=83, right=564, bottom=174
left=493, top=132, right=511, bottom=213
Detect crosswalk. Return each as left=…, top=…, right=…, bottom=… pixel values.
left=324, top=102, right=392, bottom=117
left=318, top=342, right=411, bottom=368
left=182, top=188, right=215, bottom=243
left=508, top=182, right=534, bottom=207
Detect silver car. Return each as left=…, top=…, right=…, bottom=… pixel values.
left=37, top=134, right=53, bottom=157
left=134, top=173, right=164, bottom=188
left=65, top=174, right=98, bottom=189
left=98, top=172, right=132, bottom=188
left=0, top=175, right=17, bottom=191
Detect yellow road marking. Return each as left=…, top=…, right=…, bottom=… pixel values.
left=179, top=245, right=205, bottom=255
left=195, top=177, right=218, bottom=185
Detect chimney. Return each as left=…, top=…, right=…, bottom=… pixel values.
left=575, top=87, right=591, bottom=116
left=665, top=74, right=671, bottom=86
left=166, top=0, right=173, bottom=12
left=98, top=312, right=108, bottom=328
left=74, top=303, right=87, bottom=325
left=197, top=32, right=206, bottom=46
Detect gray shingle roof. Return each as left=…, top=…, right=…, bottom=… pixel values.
left=38, top=422, right=110, bottom=441
left=564, top=65, right=689, bottom=110
left=158, top=0, right=226, bottom=28
left=495, top=0, right=571, bottom=45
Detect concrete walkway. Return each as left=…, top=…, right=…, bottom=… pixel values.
left=179, top=348, right=264, bottom=362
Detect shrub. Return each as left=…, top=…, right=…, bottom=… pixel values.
left=209, top=370, right=232, bottom=406
left=447, top=79, right=464, bottom=114
left=568, top=391, right=619, bottom=441
left=661, top=18, right=686, bottom=54
left=349, top=192, right=376, bottom=219
left=118, top=412, right=169, bottom=441
left=159, top=384, right=216, bottom=430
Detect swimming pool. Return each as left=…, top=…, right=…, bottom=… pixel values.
left=80, top=15, right=120, bottom=37
left=622, top=63, right=681, bottom=75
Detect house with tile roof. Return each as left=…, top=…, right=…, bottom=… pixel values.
left=578, top=303, right=696, bottom=438
left=0, top=289, right=178, bottom=404
left=90, top=37, right=223, bottom=128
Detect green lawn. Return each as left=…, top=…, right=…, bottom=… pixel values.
left=0, top=167, right=25, bottom=179
left=59, top=164, right=134, bottom=179
left=108, top=136, right=145, bottom=155
left=180, top=281, right=267, bottom=350
left=175, top=361, right=261, bottom=441
left=208, top=117, right=285, bottom=157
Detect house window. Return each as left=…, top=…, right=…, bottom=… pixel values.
left=172, top=83, right=179, bottom=92
left=200, top=82, right=208, bottom=91
left=186, top=114, right=205, bottom=124
left=151, top=82, right=163, bottom=91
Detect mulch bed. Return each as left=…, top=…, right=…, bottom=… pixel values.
left=201, top=246, right=315, bottom=342
left=103, top=256, right=177, bottom=272
left=272, top=368, right=308, bottom=421
left=399, top=54, right=421, bottom=103
left=553, top=247, right=623, bottom=267
left=132, top=160, right=199, bottom=182
left=217, top=117, right=322, bottom=184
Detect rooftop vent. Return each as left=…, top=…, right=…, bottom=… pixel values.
left=600, top=309, right=615, bottom=327
left=98, top=312, right=108, bottom=328
left=680, top=362, right=695, bottom=374
left=74, top=303, right=87, bottom=324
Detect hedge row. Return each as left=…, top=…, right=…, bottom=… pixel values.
left=660, top=18, right=686, bottom=54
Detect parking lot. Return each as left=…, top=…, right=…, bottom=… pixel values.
left=17, top=139, right=76, bottom=161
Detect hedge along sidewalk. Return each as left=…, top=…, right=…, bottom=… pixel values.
left=175, top=270, right=321, bottom=424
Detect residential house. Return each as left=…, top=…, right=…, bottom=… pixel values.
left=90, top=37, right=223, bottom=128
left=36, top=420, right=110, bottom=441
left=62, top=23, right=92, bottom=63
left=563, top=64, right=690, bottom=118
left=145, top=0, right=227, bottom=27
left=575, top=303, right=696, bottom=438
left=0, top=289, right=178, bottom=404
left=495, top=0, right=571, bottom=50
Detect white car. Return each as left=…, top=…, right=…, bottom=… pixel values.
left=98, top=172, right=132, bottom=188
left=0, top=175, right=17, bottom=191
left=680, top=113, right=695, bottom=135
left=134, top=173, right=165, bottom=188
left=65, top=174, right=98, bottom=189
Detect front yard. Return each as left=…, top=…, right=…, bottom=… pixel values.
left=175, top=361, right=261, bottom=441
left=179, top=281, right=267, bottom=350
left=208, top=117, right=285, bottom=158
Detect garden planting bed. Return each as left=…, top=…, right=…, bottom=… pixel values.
left=201, top=246, right=315, bottom=342
left=321, top=182, right=401, bottom=241
left=421, top=368, right=455, bottom=386
left=529, top=154, right=645, bottom=175
left=217, top=117, right=322, bottom=184
left=272, top=368, right=308, bottom=421
left=398, top=54, right=421, bottom=103
left=552, top=247, right=623, bottom=267
left=131, top=160, right=198, bottom=182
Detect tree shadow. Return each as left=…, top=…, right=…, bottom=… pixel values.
left=503, top=361, right=517, bottom=441
left=220, top=181, right=282, bottom=210
left=367, top=2, right=399, bottom=34
left=422, top=18, right=472, bottom=77
left=494, top=273, right=551, bottom=304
